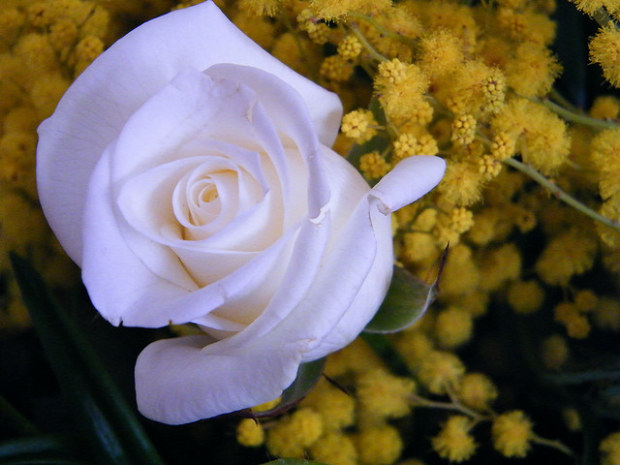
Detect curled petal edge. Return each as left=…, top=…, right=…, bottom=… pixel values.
left=370, top=155, right=446, bottom=214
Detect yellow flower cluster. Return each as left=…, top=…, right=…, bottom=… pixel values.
left=431, top=415, right=477, bottom=462
left=0, top=0, right=117, bottom=330
left=220, top=1, right=620, bottom=462
left=600, top=431, right=620, bottom=465
left=491, top=410, right=533, bottom=458
left=236, top=339, right=407, bottom=465
left=8, top=0, right=620, bottom=463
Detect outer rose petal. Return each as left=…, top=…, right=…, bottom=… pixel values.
left=36, top=1, right=341, bottom=264
left=135, top=335, right=307, bottom=425
left=303, top=155, right=447, bottom=358
left=370, top=155, right=447, bottom=214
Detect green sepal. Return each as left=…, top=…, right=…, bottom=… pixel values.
left=9, top=253, right=164, bottom=465
left=364, top=265, right=439, bottom=334
left=251, top=358, right=325, bottom=418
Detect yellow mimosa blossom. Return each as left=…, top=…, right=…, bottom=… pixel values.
left=541, top=334, right=570, bottom=370
left=581, top=0, right=620, bottom=14
left=338, top=35, right=362, bottom=60
left=417, top=29, right=464, bottom=78
left=590, top=95, right=620, bottom=119
left=341, top=109, right=377, bottom=143
left=536, top=228, right=598, bottom=285
left=456, top=373, right=498, bottom=410
left=451, top=114, right=476, bottom=146
left=504, top=42, right=561, bottom=97
left=574, top=289, right=598, bottom=312
left=477, top=243, right=522, bottom=292
left=593, top=297, right=620, bottom=331
left=416, top=350, right=465, bottom=395
left=431, top=415, right=477, bottom=462
left=236, top=418, right=265, bottom=447
left=554, top=302, right=591, bottom=339
left=507, top=280, right=545, bottom=314
left=402, top=232, right=438, bottom=263
left=359, top=151, right=390, bottom=180
left=355, top=424, right=403, bottom=465
left=440, top=243, right=480, bottom=297
left=301, top=379, right=355, bottom=430
left=266, top=408, right=323, bottom=457
left=491, top=411, right=533, bottom=458
left=320, top=54, right=354, bottom=81
left=231, top=10, right=276, bottom=49
left=437, top=160, right=484, bottom=207
left=434, top=307, right=473, bottom=349
left=590, top=26, right=620, bottom=87
left=600, top=431, right=620, bottom=465
left=356, top=369, right=415, bottom=419
left=310, top=432, right=358, bottom=465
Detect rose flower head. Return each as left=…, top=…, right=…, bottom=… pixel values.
left=36, top=1, right=445, bottom=425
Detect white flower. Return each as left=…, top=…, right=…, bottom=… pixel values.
left=36, top=1, right=445, bottom=425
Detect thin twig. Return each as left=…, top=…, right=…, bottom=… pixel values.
left=540, top=98, right=619, bottom=129
left=531, top=433, right=575, bottom=458
left=347, top=11, right=417, bottom=47
left=349, top=24, right=389, bottom=62
left=503, top=158, right=620, bottom=234
left=409, top=393, right=490, bottom=422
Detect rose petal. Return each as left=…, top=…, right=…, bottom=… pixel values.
left=208, top=191, right=378, bottom=358
left=196, top=144, right=373, bottom=354
left=94, top=68, right=296, bottom=284
left=134, top=335, right=307, bottom=424
left=206, top=64, right=331, bottom=221
left=370, top=155, right=446, bottom=214
left=37, top=1, right=340, bottom=264
left=300, top=195, right=394, bottom=360
left=82, top=149, right=196, bottom=327
left=83, top=146, right=310, bottom=328
left=108, top=68, right=309, bottom=236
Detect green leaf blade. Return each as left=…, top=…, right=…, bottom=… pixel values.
left=0, top=434, right=80, bottom=461
left=259, top=460, right=328, bottom=465
left=9, top=253, right=164, bottom=465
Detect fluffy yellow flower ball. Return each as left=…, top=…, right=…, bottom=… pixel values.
left=356, top=369, right=415, bottom=419
left=310, top=432, right=358, bottom=465
left=456, top=373, right=498, bottom=410
left=236, top=418, right=264, bottom=447
left=600, top=431, right=620, bottom=465
left=434, top=307, right=473, bottom=349
left=355, top=424, right=403, bottom=465
left=416, top=351, right=465, bottom=395
left=431, top=415, right=477, bottom=462
left=491, top=410, right=533, bottom=458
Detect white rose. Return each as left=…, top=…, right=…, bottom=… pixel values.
left=37, top=1, right=445, bottom=424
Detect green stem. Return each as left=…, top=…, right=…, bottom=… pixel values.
left=531, top=433, right=575, bottom=458
left=591, top=7, right=614, bottom=27
left=349, top=24, right=389, bottom=62
left=503, top=158, right=620, bottom=234
left=281, top=13, right=319, bottom=82
left=409, top=393, right=489, bottom=422
left=549, top=88, right=579, bottom=113
left=540, top=99, right=618, bottom=129
left=348, top=11, right=417, bottom=46
left=0, top=395, right=38, bottom=435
